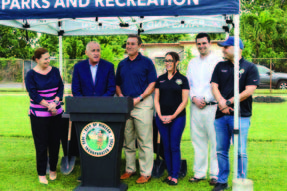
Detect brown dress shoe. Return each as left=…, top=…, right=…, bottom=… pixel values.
left=136, top=175, right=151, bottom=184
left=120, top=172, right=136, bottom=180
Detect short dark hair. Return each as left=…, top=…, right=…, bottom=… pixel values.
left=165, top=51, right=180, bottom=75
left=127, top=34, right=142, bottom=45
left=32, top=48, right=48, bottom=61
left=195, top=33, right=211, bottom=43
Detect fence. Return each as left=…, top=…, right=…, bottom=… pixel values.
left=0, top=58, right=82, bottom=85
left=1, top=58, right=287, bottom=92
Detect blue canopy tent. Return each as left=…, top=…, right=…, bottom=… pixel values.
left=0, top=0, right=247, bottom=189
left=0, top=0, right=239, bottom=73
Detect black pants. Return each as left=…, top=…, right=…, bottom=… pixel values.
left=30, top=114, right=61, bottom=176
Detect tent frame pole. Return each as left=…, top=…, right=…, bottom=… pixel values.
left=59, top=35, right=63, bottom=76
left=233, top=14, right=240, bottom=181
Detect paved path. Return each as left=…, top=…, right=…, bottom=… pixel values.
left=0, top=83, right=71, bottom=90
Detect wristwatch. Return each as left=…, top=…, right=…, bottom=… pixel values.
left=139, top=95, right=144, bottom=102
left=226, top=100, right=231, bottom=106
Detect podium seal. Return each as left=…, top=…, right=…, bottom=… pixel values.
left=80, top=122, right=115, bottom=157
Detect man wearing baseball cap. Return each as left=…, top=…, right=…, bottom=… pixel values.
left=210, top=36, right=259, bottom=191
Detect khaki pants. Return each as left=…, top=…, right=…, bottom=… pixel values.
left=123, top=95, right=154, bottom=176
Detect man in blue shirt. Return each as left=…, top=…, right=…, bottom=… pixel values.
left=72, top=41, right=116, bottom=96
left=211, top=37, right=259, bottom=191
left=116, top=35, right=157, bottom=184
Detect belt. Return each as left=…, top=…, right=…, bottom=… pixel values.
left=205, top=101, right=217, bottom=105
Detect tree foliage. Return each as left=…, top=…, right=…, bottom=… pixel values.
left=0, top=26, right=37, bottom=59
left=240, top=0, right=287, bottom=59
left=141, top=34, right=191, bottom=43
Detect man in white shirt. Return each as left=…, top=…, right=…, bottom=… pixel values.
left=186, top=33, right=222, bottom=185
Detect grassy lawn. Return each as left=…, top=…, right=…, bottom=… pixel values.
left=254, top=89, right=287, bottom=95
left=0, top=93, right=286, bottom=190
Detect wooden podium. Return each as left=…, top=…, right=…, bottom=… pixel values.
left=65, top=97, right=133, bottom=191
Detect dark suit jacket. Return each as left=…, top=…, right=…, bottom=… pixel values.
left=72, top=59, right=116, bottom=96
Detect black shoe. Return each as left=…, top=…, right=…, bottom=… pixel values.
left=77, top=176, right=82, bottom=182
left=212, top=183, right=228, bottom=191
left=162, top=177, right=171, bottom=183
left=209, top=178, right=217, bottom=186
left=189, top=177, right=205, bottom=183
left=169, top=179, right=178, bottom=186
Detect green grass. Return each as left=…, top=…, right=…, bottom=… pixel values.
left=254, top=89, right=287, bottom=95
left=1, top=138, right=286, bottom=191
left=0, top=93, right=287, bottom=190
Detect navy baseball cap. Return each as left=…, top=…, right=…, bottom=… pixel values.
left=218, top=36, right=244, bottom=49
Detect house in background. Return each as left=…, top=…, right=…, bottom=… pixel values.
left=141, top=40, right=223, bottom=75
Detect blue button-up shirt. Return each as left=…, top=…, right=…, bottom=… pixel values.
left=89, top=60, right=98, bottom=85
left=116, top=53, right=157, bottom=98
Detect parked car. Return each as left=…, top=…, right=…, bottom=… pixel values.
left=256, top=64, right=287, bottom=90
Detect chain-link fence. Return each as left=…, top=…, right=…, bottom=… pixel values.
left=0, top=58, right=82, bottom=85
left=0, top=59, right=24, bottom=83
left=1, top=58, right=287, bottom=93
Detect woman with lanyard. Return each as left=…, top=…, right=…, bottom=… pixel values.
left=25, top=48, right=64, bottom=184
left=154, top=52, right=189, bottom=185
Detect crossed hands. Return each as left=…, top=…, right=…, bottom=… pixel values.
left=47, top=102, right=57, bottom=116
left=193, top=97, right=206, bottom=109
left=218, top=98, right=234, bottom=114
left=159, top=115, right=175, bottom=124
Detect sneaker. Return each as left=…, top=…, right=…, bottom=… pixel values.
left=212, top=183, right=228, bottom=191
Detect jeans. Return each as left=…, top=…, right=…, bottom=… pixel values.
left=155, top=115, right=186, bottom=179
left=214, top=116, right=250, bottom=183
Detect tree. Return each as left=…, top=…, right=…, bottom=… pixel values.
left=0, top=26, right=37, bottom=59
left=240, top=7, right=287, bottom=62
left=141, top=34, right=191, bottom=43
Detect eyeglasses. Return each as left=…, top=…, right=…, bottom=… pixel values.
left=164, top=59, right=174, bottom=63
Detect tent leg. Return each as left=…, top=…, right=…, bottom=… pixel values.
left=59, top=35, right=63, bottom=76
left=233, top=13, right=254, bottom=191
left=233, top=13, right=240, bottom=182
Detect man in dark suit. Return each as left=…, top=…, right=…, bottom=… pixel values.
left=69, top=41, right=116, bottom=181
left=72, top=41, right=116, bottom=96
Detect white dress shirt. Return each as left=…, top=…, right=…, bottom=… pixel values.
left=90, top=62, right=98, bottom=85
left=186, top=52, right=222, bottom=102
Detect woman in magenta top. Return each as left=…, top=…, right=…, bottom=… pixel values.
left=25, top=48, right=64, bottom=184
